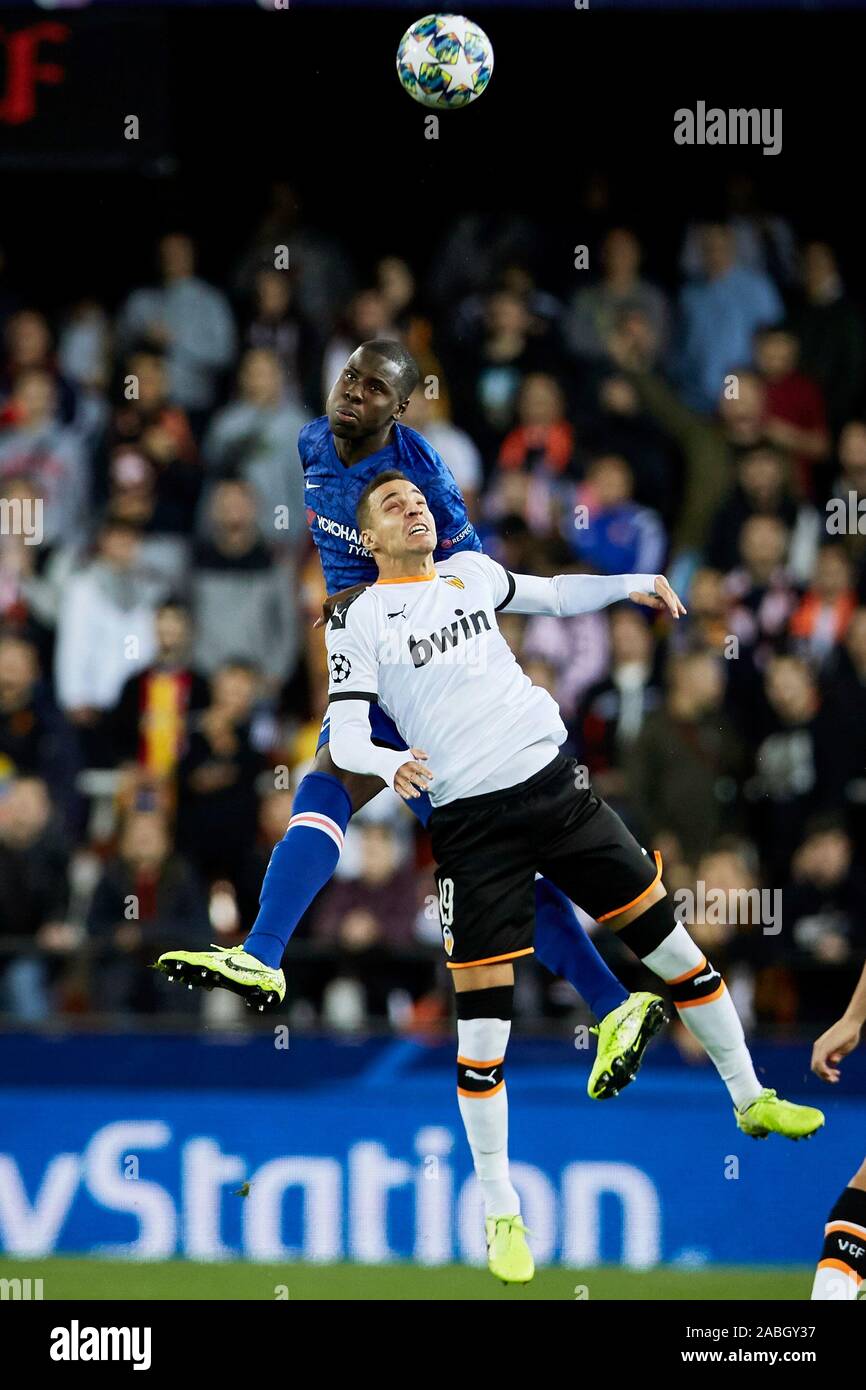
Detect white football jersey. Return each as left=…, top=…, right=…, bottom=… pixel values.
left=325, top=551, right=567, bottom=806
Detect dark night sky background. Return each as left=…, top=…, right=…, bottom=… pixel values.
left=1, top=6, right=864, bottom=306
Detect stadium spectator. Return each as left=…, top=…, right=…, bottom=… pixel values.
left=0, top=776, right=73, bottom=1021
left=786, top=818, right=866, bottom=967
left=521, top=597, right=611, bottom=727
left=610, top=317, right=777, bottom=556
left=748, top=655, right=852, bottom=881
left=725, top=514, right=801, bottom=660
left=112, top=597, right=209, bottom=775
left=575, top=604, right=662, bottom=803
left=201, top=347, right=307, bottom=548
left=427, top=211, right=542, bottom=313
left=54, top=519, right=164, bottom=765
left=312, top=822, right=432, bottom=1027
left=116, top=233, right=237, bottom=423
left=788, top=543, right=857, bottom=667
left=672, top=223, right=783, bottom=414
left=191, top=479, right=299, bottom=686
left=106, top=349, right=201, bottom=533
left=87, top=808, right=209, bottom=1015
left=826, top=420, right=866, bottom=574
left=233, top=180, right=355, bottom=336
left=451, top=288, right=557, bottom=465
left=670, top=566, right=732, bottom=658
left=824, top=607, right=866, bottom=857
left=57, top=300, right=112, bottom=394
left=628, top=650, right=746, bottom=862
left=101, top=449, right=190, bottom=591
left=564, top=227, right=670, bottom=364
left=497, top=373, right=576, bottom=478
left=0, top=370, right=88, bottom=545
left=793, top=241, right=866, bottom=436
left=242, top=267, right=321, bottom=413
left=754, top=326, right=830, bottom=499
left=706, top=445, right=820, bottom=582
left=679, top=175, right=797, bottom=288
left=401, top=390, right=483, bottom=519
left=233, top=786, right=296, bottom=932
left=0, top=635, right=79, bottom=828
left=568, top=454, right=666, bottom=575
left=175, top=660, right=268, bottom=898
left=576, top=368, right=679, bottom=514
left=1, top=309, right=78, bottom=425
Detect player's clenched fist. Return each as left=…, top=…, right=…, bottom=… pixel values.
left=394, top=749, right=433, bottom=800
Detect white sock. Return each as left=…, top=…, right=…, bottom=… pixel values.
left=456, top=1017, right=520, bottom=1219
left=811, top=1263, right=861, bottom=1300
left=811, top=1194, right=866, bottom=1299
left=642, top=924, right=762, bottom=1110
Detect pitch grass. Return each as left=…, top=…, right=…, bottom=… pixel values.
left=0, top=1257, right=811, bottom=1301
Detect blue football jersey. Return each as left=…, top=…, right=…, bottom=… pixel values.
left=300, top=415, right=482, bottom=594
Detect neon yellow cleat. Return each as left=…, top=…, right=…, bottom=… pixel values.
left=485, top=1215, right=534, bottom=1285
left=587, top=991, right=668, bottom=1100
left=734, top=1088, right=825, bottom=1140
left=155, top=944, right=285, bottom=1011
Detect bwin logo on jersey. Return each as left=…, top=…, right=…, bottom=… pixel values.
left=408, top=609, right=491, bottom=667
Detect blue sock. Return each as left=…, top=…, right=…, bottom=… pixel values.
left=244, top=772, right=352, bottom=969
left=534, top=876, right=628, bottom=1020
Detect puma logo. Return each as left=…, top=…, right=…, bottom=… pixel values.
left=464, top=1068, right=498, bottom=1085
left=388, top=604, right=408, bottom=619
left=694, top=965, right=720, bottom=987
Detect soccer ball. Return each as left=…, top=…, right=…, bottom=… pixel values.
left=396, top=14, right=494, bottom=110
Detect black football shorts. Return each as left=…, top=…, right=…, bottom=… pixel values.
left=430, top=752, right=662, bottom=969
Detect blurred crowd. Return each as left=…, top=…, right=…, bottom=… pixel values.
left=1, top=177, right=865, bottom=1036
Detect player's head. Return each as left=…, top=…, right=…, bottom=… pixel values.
left=356, top=471, right=437, bottom=565
left=326, top=340, right=420, bottom=440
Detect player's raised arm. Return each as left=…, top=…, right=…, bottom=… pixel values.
left=484, top=560, right=687, bottom=621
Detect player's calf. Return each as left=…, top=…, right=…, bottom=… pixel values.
left=453, top=971, right=534, bottom=1285
left=811, top=1180, right=866, bottom=1300
left=613, top=893, right=824, bottom=1139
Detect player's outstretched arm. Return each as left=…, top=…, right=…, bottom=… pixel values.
left=501, top=569, right=686, bottom=621
left=811, top=959, right=866, bottom=1083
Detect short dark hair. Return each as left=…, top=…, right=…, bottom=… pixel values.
left=359, top=339, right=420, bottom=399
left=356, top=470, right=410, bottom=532
left=157, top=594, right=191, bottom=617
